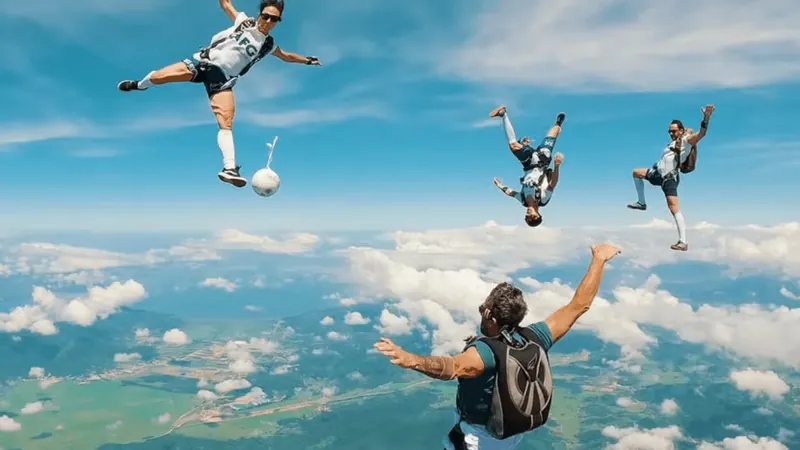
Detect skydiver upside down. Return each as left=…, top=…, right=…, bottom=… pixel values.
left=489, top=106, right=565, bottom=227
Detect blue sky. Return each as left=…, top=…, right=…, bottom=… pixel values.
left=1, top=0, right=799, bottom=232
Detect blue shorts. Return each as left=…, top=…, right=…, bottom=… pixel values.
left=183, top=58, right=238, bottom=97
left=646, top=165, right=679, bottom=197
left=512, top=136, right=556, bottom=170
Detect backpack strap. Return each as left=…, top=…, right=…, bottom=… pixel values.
left=239, top=35, right=274, bottom=77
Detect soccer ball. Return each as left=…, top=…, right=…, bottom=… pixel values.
left=251, top=168, right=281, bottom=197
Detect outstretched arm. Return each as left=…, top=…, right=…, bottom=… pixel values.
left=493, top=178, right=518, bottom=197
left=272, top=46, right=322, bottom=65
left=687, top=105, right=714, bottom=146
left=547, top=153, right=563, bottom=191
left=544, top=244, right=620, bottom=344
left=373, top=338, right=485, bottom=380
left=219, top=0, right=238, bottom=21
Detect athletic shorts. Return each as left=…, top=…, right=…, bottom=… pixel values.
left=645, top=165, right=679, bottom=197
left=512, top=136, right=557, bottom=170
left=183, top=57, right=238, bottom=97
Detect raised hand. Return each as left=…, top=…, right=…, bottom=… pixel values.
left=591, top=243, right=621, bottom=262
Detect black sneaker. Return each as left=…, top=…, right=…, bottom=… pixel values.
left=555, top=112, right=566, bottom=126
left=627, top=202, right=647, bottom=211
left=218, top=166, right=247, bottom=188
left=117, top=80, right=145, bottom=92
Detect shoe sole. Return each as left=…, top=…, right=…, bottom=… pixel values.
left=218, top=172, right=247, bottom=188
left=117, top=81, right=145, bottom=92
left=489, top=106, right=506, bottom=118
left=626, top=204, right=646, bottom=211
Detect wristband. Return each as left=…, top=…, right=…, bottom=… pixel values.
left=700, top=120, right=708, bottom=129
left=305, top=56, right=319, bottom=65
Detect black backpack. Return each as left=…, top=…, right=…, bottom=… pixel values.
left=461, top=327, right=554, bottom=439
left=680, top=144, right=697, bottom=174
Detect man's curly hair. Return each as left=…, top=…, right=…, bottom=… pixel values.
left=484, top=282, right=528, bottom=328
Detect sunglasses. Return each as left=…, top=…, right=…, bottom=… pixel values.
left=668, top=129, right=680, bottom=134
left=260, top=13, right=282, bottom=22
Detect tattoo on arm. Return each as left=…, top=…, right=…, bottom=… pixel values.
left=409, top=355, right=456, bottom=380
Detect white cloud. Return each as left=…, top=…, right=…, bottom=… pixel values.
left=0, top=415, right=21, bottom=432
left=423, top=0, right=800, bottom=92
left=321, top=386, right=337, bottom=397
left=754, top=407, right=773, bottom=416
left=271, top=365, right=293, bottom=375
left=134, top=328, right=150, bottom=339
left=779, top=287, right=799, bottom=300
left=2, top=229, right=320, bottom=277
left=197, top=379, right=209, bottom=388
left=344, top=311, right=370, bottom=325
left=320, top=316, right=334, bottom=326
left=777, top=429, right=794, bottom=443
left=344, top=222, right=800, bottom=362
left=156, top=413, right=170, bottom=424
left=326, top=331, right=347, bottom=341
left=229, top=359, right=257, bottom=375
left=20, top=401, right=44, bottom=415
left=196, top=390, right=218, bottom=402
left=162, top=329, right=190, bottom=345
left=200, top=277, right=237, bottom=293
left=615, top=397, right=644, bottom=410
left=729, top=369, right=790, bottom=401
left=375, top=309, right=414, bottom=336
left=244, top=305, right=262, bottom=312
left=191, top=229, right=320, bottom=255
left=113, top=353, right=142, bottom=363
left=0, top=280, right=147, bottom=335
left=28, top=366, right=45, bottom=378
left=347, top=371, right=365, bottom=381
left=660, top=399, right=679, bottom=416
left=601, top=425, right=683, bottom=449
left=214, top=379, right=252, bottom=394
left=697, top=435, right=789, bottom=450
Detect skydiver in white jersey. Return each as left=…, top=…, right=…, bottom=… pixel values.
left=117, top=0, right=321, bottom=188
left=489, top=106, right=566, bottom=227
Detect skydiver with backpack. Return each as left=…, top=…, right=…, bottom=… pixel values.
left=627, top=105, right=715, bottom=251
left=373, top=243, right=621, bottom=450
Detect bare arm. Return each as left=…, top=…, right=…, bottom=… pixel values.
left=544, top=245, right=617, bottom=343
left=404, top=346, right=485, bottom=380
left=687, top=105, right=714, bottom=146
left=493, top=178, right=518, bottom=197
left=547, top=163, right=561, bottom=191
left=272, top=46, right=321, bottom=65
left=219, top=0, right=238, bottom=21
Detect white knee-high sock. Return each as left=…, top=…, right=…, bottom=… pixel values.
left=672, top=211, right=687, bottom=243
left=502, top=114, right=517, bottom=144
left=634, top=177, right=646, bottom=205
left=217, top=129, right=236, bottom=170
left=138, top=71, right=156, bottom=89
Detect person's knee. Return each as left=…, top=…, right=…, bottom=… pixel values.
left=632, top=168, right=645, bottom=178
left=666, top=196, right=679, bottom=213
left=509, top=142, right=523, bottom=151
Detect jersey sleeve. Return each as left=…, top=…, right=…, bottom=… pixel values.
left=467, top=340, right=496, bottom=372
left=527, top=321, right=554, bottom=352
left=234, top=12, right=249, bottom=26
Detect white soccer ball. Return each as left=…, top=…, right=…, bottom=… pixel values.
left=251, top=168, right=281, bottom=197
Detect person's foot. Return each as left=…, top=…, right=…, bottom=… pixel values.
left=117, top=80, right=146, bottom=92
left=627, top=202, right=646, bottom=211
left=218, top=166, right=247, bottom=188
left=670, top=241, right=688, bottom=251
left=555, top=112, right=566, bottom=126
left=489, top=105, right=506, bottom=118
